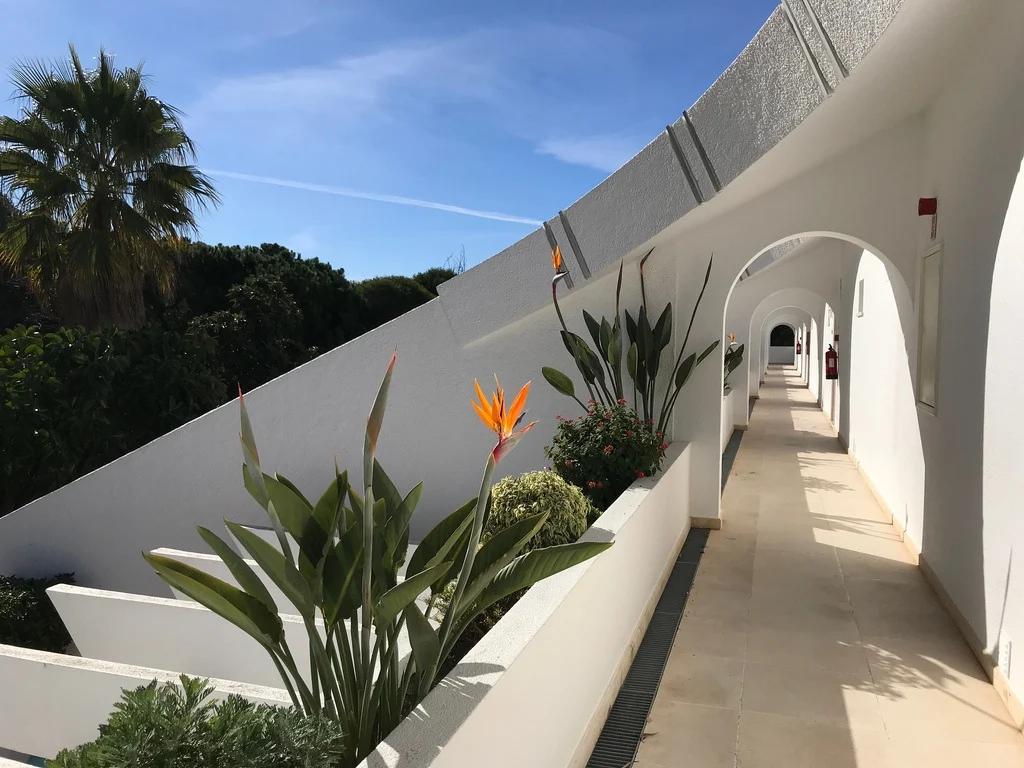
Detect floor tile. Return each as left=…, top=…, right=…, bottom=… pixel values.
left=736, top=710, right=894, bottom=768
left=635, top=700, right=739, bottom=768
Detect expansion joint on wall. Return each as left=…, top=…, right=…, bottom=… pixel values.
left=781, top=0, right=832, bottom=97
left=681, top=111, right=721, bottom=194
left=665, top=124, right=704, bottom=204
left=558, top=210, right=591, bottom=280
left=795, top=0, right=848, bottom=81
left=543, top=220, right=574, bottom=289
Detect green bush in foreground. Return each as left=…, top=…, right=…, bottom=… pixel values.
left=0, top=573, right=74, bottom=652
left=49, top=676, right=345, bottom=768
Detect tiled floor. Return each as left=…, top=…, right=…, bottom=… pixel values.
left=635, top=367, right=1024, bottom=767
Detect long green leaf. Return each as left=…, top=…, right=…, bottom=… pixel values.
left=197, top=526, right=279, bottom=614
left=654, top=304, right=673, bottom=351
left=227, top=521, right=313, bottom=618
left=266, top=475, right=312, bottom=541
left=473, top=542, right=613, bottom=614
left=626, top=342, right=638, bottom=382
left=457, top=512, right=548, bottom=614
left=375, top=561, right=452, bottom=625
left=674, top=352, right=697, bottom=388
left=404, top=602, right=440, bottom=675
left=542, top=366, right=576, bottom=398
left=696, top=339, right=720, bottom=365
left=624, top=309, right=637, bottom=345
left=406, top=497, right=477, bottom=578
left=582, top=310, right=603, bottom=353
left=144, top=553, right=283, bottom=646
left=322, top=522, right=363, bottom=625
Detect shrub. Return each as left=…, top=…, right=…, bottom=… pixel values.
left=545, top=402, right=666, bottom=510
left=355, top=276, right=435, bottom=328
left=0, top=325, right=226, bottom=516
left=486, top=470, right=593, bottom=547
left=49, top=676, right=346, bottom=768
left=0, top=573, right=74, bottom=652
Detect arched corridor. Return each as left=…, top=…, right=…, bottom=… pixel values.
left=638, top=368, right=1024, bottom=766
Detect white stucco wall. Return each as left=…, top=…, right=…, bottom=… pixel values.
left=768, top=345, right=795, bottom=365
left=720, top=389, right=735, bottom=452
left=982, top=156, right=1024, bottom=698
left=360, top=443, right=692, bottom=768
left=0, top=645, right=289, bottom=759
left=47, top=584, right=318, bottom=689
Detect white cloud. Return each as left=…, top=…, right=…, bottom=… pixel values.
left=204, top=169, right=542, bottom=225
left=536, top=135, right=642, bottom=173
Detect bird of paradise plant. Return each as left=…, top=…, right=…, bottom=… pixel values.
left=144, top=356, right=610, bottom=767
left=724, top=334, right=744, bottom=392
left=543, top=246, right=719, bottom=435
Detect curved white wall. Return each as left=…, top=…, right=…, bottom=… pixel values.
left=983, top=156, right=1024, bottom=699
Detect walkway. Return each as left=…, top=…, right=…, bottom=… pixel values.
left=635, top=367, right=1024, bottom=767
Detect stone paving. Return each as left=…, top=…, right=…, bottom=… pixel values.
left=635, top=367, right=1024, bottom=767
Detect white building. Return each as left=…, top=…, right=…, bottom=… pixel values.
left=3, top=0, right=1024, bottom=764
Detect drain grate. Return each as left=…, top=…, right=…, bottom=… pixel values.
left=584, top=528, right=707, bottom=768
left=585, top=426, right=748, bottom=768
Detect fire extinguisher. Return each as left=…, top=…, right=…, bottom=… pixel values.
left=796, top=339, right=802, bottom=355
left=825, top=345, right=839, bottom=380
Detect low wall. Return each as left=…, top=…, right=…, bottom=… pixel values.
left=721, top=389, right=735, bottom=452
left=0, top=645, right=289, bottom=759
left=359, top=442, right=692, bottom=768
left=768, top=345, right=795, bottom=364
left=47, top=585, right=312, bottom=689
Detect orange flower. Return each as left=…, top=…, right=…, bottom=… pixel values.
left=551, top=245, right=563, bottom=273
left=728, top=333, right=736, bottom=343
left=472, top=376, right=537, bottom=462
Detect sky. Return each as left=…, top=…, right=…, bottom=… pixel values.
left=0, top=0, right=778, bottom=280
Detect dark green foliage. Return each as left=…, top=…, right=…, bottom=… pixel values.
left=0, top=573, right=74, bottom=652
left=413, top=266, right=457, bottom=295
left=545, top=403, right=666, bottom=510
left=356, top=276, right=435, bottom=328
left=0, top=325, right=226, bottom=515
left=48, top=676, right=346, bottom=768
left=189, top=275, right=306, bottom=390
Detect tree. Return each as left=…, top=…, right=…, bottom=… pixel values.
left=355, top=276, right=435, bottom=328
left=0, top=45, right=219, bottom=329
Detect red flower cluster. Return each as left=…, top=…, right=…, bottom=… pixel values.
left=603, top=445, right=614, bottom=454
left=636, top=470, right=646, bottom=478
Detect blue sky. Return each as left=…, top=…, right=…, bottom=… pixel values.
left=1, top=0, right=777, bottom=280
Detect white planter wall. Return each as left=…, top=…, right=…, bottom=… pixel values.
left=721, top=390, right=735, bottom=452
left=0, top=645, right=289, bottom=759
left=359, top=443, right=692, bottom=768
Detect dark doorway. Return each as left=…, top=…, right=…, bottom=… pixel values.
left=770, top=325, right=795, bottom=346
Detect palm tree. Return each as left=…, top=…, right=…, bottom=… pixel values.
left=0, top=45, right=219, bottom=328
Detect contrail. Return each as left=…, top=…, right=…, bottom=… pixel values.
left=203, top=169, right=543, bottom=226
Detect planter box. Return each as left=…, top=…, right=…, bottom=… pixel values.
left=359, top=442, right=693, bottom=768
left=721, top=388, right=736, bottom=452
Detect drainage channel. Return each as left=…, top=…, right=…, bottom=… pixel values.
left=584, top=420, right=749, bottom=768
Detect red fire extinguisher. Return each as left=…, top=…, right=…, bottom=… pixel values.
left=796, top=339, right=802, bottom=355
left=825, top=345, right=839, bottom=380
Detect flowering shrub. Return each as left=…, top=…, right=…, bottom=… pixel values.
left=545, top=401, right=665, bottom=510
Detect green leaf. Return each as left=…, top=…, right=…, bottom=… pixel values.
left=696, top=339, right=720, bottom=365
left=404, top=602, right=440, bottom=673
left=375, top=561, right=452, bottom=625
left=197, top=526, right=279, bottom=614
left=406, top=497, right=477, bottom=580
left=457, top=512, right=548, bottom=613
left=322, top=521, right=363, bottom=625
left=542, top=366, right=576, bottom=398
left=654, top=304, right=673, bottom=351
left=144, top=553, right=283, bottom=646
left=626, top=342, right=638, bottom=382
left=674, top=352, right=697, bottom=388
left=473, top=541, right=613, bottom=615
left=582, top=310, right=602, bottom=352
left=226, top=521, right=313, bottom=618
left=265, top=475, right=312, bottom=540
left=606, top=324, right=622, bottom=370
left=624, top=309, right=637, bottom=344
left=599, top=317, right=612, bottom=362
